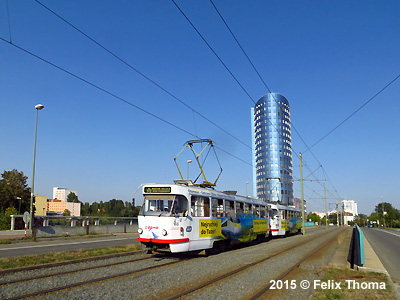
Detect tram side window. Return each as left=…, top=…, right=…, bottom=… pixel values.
left=260, top=206, right=266, bottom=218
left=236, top=201, right=244, bottom=217
left=175, top=195, right=188, bottom=216
left=255, top=205, right=260, bottom=218
left=191, top=196, right=210, bottom=217
left=244, top=203, right=251, bottom=216
left=211, top=198, right=224, bottom=217
left=225, top=200, right=235, bottom=220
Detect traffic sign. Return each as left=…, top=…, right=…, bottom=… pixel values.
left=23, top=211, right=30, bottom=224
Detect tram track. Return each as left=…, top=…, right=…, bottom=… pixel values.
left=0, top=253, right=197, bottom=300
left=163, top=228, right=344, bottom=300
left=0, top=254, right=156, bottom=287
left=0, top=250, right=142, bottom=276
left=1, top=227, right=344, bottom=300
left=249, top=228, right=343, bottom=299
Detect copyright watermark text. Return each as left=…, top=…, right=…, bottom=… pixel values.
left=269, top=279, right=386, bottom=290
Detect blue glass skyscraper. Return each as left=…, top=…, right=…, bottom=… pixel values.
left=252, top=93, right=293, bottom=204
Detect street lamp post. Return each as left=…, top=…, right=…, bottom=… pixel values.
left=17, top=197, right=22, bottom=215
left=187, top=160, right=192, bottom=180
left=29, top=104, right=44, bottom=230
left=246, top=181, right=249, bottom=197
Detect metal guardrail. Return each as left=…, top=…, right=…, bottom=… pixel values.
left=10, top=215, right=138, bottom=230
left=347, top=224, right=365, bottom=268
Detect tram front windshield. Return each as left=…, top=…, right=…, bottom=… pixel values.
left=140, top=195, right=188, bottom=216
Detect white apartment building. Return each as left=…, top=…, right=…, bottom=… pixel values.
left=53, top=187, right=78, bottom=202
left=342, top=200, right=358, bottom=224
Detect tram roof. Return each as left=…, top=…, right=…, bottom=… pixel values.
left=142, top=183, right=267, bottom=206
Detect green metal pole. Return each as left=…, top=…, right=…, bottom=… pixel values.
left=300, top=153, right=305, bottom=236
left=29, top=108, right=39, bottom=230
left=324, top=183, right=327, bottom=230
left=29, top=104, right=44, bottom=230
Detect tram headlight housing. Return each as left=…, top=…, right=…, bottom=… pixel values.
left=162, top=229, right=168, bottom=236
left=138, top=228, right=143, bottom=234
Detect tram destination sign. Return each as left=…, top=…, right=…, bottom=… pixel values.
left=144, top=187, right=171, bottom=193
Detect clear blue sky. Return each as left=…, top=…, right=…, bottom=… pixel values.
left=1, top=1, right=399, bottom=215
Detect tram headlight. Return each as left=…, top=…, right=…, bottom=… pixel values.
left=138, top=228, right=143, bottom=234
left=162, top=229, right=168, bottom=236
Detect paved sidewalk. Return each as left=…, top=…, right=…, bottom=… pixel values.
left=328, top=228, right=400, bottom=299
left=361, top=236, right=387, bottom=273
left=0, top=230, right=29, bottom=239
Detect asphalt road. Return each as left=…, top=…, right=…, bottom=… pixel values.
left=363, top=228, right=400, bottom=283
left=0, top=233, right=139, bottom=258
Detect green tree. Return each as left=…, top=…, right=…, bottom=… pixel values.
left=0, top=169, right=31, bottom=213
left=354, top=214, right=368, bottom=227
left=328, top=213, right=338, bottom=225
left=372, top=202, right=400, bottom=228
left=66, top=192, right=80, bottom=203
left=62, top=209, right=71, bottom=216
left=0, top=207, right=19, bottom=230
left=81, top=202, right=90, bottom=215
left=307, top=212, right=321, bottom=223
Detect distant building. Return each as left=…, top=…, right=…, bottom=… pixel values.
left=53, top=187, right=77, bottom=202
left=252, top=93, right=293, bottom=204
left=342, top=200, right=358, bottom=224
left=47, top=199, right=81, bottom=216
left=293, top=198, right=301, bottom=209
left=34, top=195, right=47, bottom=216
left=342, top=211, right=354, bottom=225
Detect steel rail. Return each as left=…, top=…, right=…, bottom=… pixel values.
left=164, top=228, right=338, bottom=300
left=0, top=250, right=142, bottom=276
left=249, top=228, right=344, bottom=299
left=0, top=255, right=157, bottom=286
left=3, top=256, right=196, bottom=300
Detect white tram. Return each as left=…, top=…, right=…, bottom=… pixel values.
left=137, top=182, right=270, bottom=254
left=268, top=204, right=302, bottom=236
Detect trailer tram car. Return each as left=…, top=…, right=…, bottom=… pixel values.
left=268, top=204, right=302, bottom=236
left=137, top=182, right=270, bottom=254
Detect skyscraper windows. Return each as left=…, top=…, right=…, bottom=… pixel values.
left=252, top=93, right=294, bottom=204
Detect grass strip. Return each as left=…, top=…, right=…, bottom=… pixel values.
left=0, top=243, right=141, bottom=270
left=312, top=267, right=395, bottom=300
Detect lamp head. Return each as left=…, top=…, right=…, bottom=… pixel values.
left=35, top=104, right=44, bottom=110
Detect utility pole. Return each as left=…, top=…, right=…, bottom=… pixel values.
left=324, top=184, right=327, bottom=230
left=300, top=153, right=305, bottom=236
left=336, top=199, right=339, bottom=226
left=381, top=196, right=385, bottom=228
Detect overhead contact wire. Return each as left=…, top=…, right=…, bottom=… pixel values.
left=172, top=0, right=255, bottom=104
left=305, top=73, right=400, bottom=152
left=34, top=0, right=251, bottom=151
left=0, top=37, right=252, bottom=167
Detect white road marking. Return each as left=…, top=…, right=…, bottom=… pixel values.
left=373, top=228, right=400, bottom=238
